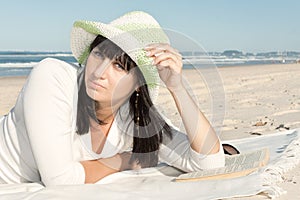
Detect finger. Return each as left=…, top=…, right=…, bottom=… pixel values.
left=147, top=48, right=182, bottom=63
left=144, top=43, right=170, bottom=50
left=154, top=53, right=182, bottom=69
left=146, top=43, right=178, bottom=53
left=146, top=47, right=167, bottom=57
left=153, top=52, right=180, bottom=66
left=157, top=60, right=180, bottom=73
left=145, top=43, right=181, bottom=57
left=156, top=64, right=166, bottom=71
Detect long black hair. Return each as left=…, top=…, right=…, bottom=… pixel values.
left=76, top=35, right=172, bottom=167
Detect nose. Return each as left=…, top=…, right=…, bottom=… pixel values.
left=93, top=59, right=111, bottom=79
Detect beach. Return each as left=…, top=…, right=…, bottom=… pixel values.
left=0, top=63, right=299, bottom=199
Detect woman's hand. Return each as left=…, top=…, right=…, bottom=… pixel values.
left=144, top=45, right=220, bottom=156
left=81, top=152, right=141, bottom=183
left=145, top=43, right=183, bottom=92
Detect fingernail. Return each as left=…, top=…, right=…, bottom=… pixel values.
left=146, top=51, right=151, bottom=56
left=151, top=59, right=155, bottom=65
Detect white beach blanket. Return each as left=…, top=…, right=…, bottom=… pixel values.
left=0, top=128, right=299, bottom=200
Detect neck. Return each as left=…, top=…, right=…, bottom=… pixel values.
left=94, top=102, right=115, bottom=123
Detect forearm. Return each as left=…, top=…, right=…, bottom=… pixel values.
left=144, top=43, right=220, bottom=155
left=80, top=152, right=133, bottom=184
left=170, top=86, right=220, bottom=155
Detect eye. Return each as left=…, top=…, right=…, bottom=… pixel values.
left=113, top=61, right=126, bottom=71
left=92, top=50, right=104, bottom=59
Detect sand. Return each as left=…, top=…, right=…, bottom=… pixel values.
left=0, top=63, right=299, bottom=199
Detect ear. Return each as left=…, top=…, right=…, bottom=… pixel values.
left=135, top=87, right=140, bottom=92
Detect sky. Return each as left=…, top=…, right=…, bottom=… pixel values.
left=0, top=0, right=299, bottom=53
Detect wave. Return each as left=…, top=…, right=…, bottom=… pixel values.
left=0, top=56, right=76, bottom=65
left=0, top=51, right=71, bottom=55
left=0, top=62, right=38, bottom=68
left=0, top=61, right=78, bottom=77
left=0, top=53, right=73, bottom=57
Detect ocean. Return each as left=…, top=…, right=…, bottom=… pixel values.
left=0, top=51, right=299, bottom=77
left=0, top=51, right=76, bottom=77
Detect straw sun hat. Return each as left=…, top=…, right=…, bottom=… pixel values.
left=70, top=11, right=170, bottom=102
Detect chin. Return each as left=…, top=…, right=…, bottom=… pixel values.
left=86, top=89, right=98, bottom=101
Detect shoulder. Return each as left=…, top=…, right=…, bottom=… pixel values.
left=32, top=58, right=79, bottom=79
left=24, top=58, right=80, bottom=96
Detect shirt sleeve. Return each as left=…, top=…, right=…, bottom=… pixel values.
left=23, top=58, right=85, bottom=186
left=158, top=126, right=225, bottom=172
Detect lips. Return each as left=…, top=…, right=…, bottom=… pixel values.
left=89, top=79, right=106, bottom=90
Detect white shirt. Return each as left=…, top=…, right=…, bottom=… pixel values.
left=0, top=58, right=225, bottom=186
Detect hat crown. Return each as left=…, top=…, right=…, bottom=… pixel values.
left=109, top=11, right=169, bottom=46
left=110, top=11, right=161, bottom=30
left=110, top=11, right=157, bottom=24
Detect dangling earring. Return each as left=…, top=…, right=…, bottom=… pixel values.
left=134, top=90, right=140, bottom=137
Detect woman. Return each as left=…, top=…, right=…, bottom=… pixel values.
left=0, top=11, right=224, bottom=186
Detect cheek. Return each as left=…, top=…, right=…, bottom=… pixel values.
left=84, top=68, right=90, bottom=91
left=117, top=74, right=137, bottom=91
left=112, top=75, right=137, bottom=99
left=84, top=66, right=97, bottom=100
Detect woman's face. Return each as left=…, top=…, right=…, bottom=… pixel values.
left=85, top=46, right=138, bottom=108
